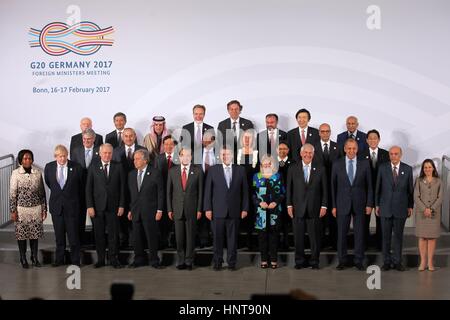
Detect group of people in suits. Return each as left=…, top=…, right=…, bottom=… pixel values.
left=10, top=102, right=444, bottom=273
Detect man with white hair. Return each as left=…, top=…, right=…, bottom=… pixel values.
left=70, top=117, right=103, bottom=157
left=336, top=116, right=368, bottom=156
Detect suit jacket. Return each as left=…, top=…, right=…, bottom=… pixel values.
left=85, top=161, right=126, bottom=212
left=314, top=141, right=342, bottom=207
left=167, top=165, right=204, bottom=220
left=286, top=162, right=328, bottom=219
left=71, top=146, right=100, bottom=170
left=128, top=165, right=164, bottom=221
left=375, top=162, right=414, bottom=218
left=44, top=160, right=83, bottom=216
left=154, top=153, right=180, bottom=211
left=105, top=130, right=124, bottom=149
left=337, top=130, right=368, bottom=155
left=70, top=133, right=103, bottom=158
left=203, top=164, right=249, bottom=218
left=359, top=147, right=390, bottom=197
left=112, top=144, right=146, bottom=173
left=256, top=129, right=287, bottom=157
left=286, top=126, right=320, bottom=163
left=331, top=157, right=373, bottom=215
left=181, top=122, right=214, bottom=148
left=217, top=117, right=254, bottom=145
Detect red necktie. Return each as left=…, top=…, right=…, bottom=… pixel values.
left=301, top=129, right=306, bottom=145
left=167, top=155, right=172, bottom=169
left=182, top=167, right=187, bottom=191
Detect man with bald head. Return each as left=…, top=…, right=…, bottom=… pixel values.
left=375, top=146, right=413, bottom=272
left=70, top=117, right=103, bottom=157
left=314, top=123, right=342, bottom=249
left=336, top=116, right=368, bottom=156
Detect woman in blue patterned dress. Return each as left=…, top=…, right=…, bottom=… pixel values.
left=252, top=155, right=285, bottom=269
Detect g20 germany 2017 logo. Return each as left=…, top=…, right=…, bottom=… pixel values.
left=29, top=21, right=114, bottom=56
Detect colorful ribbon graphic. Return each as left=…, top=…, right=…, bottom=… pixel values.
left=29, top=21, right=114, bottom=56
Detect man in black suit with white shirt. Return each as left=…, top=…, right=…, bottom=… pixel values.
left=85, top=143, right=126, bottom=269
left=217, top=100, right=254, bottom=163
left=257, top=113, right=287, bottom=157
left=286, top=108, right=320, bottom=163
left=128, top=149, right=164, bottom=268
left=105, top=112, right=127, bottom=149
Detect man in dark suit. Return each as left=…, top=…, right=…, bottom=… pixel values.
left=286, top=143, right=327, bottom=269
left=314, top=123, right=343, bottom=249
left=217, top=100, right=254, bottom=163
left=70, top=117, right=103, bottom=157
left=336, top=116, right=368, bottom=156
left=376, top=146, right=413, bottom=272
left=276, top=141, right=295, bottom=250
left=128, top=149, right=164, bottom=268
left=286, top=108, right=320, bottom=163
left=154, top=135, right=179, bottom=248
left=112, top=127, right=146, bottom=248
left=167, top=148, right=204, bottom=270
left=203, top=146, right=249, bottom=270
left=86, top=143, right=126, bottom=268
left=331, top=139, right=373, bottom=270
left=105, top=112, right=127, bottom=149
left=181, top=104, right=214, bottom=165
left=359, top=129, right=390, bottom=249
left=70, top=128, right=100, bottom=245
left=257, top=113, right=287, bottom=157
left=44, top=145, right=83, bottom=266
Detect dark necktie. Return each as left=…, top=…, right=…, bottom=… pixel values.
left=323, top=143, right=330, bottom=162
left=137, top=169, right=143, bottom=191
left=393, top=165, right=398, bottom=184
left=103, top=163, right=109, bottom=179
left=127, top=147, right=132, bottom=161
left=167, top=155, right=172, bottom=169
left=182, top=167, right=187, bottom=191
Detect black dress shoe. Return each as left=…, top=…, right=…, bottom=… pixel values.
left=52, top=262, right=64, bottom=267
left=355, top=263, right=364, bottom=271
left=228, top=265, right=236, bottom=271
left=128, top=261, right=144, bottom=268
left=111, top=261, right=122, bottom=269
left=336, top=263, right=346, bottom=270
left=20, top=259, right=29, bottom=269
left=213, top=263, right=222, bottom=271
left=394, top=264, right=406, bottom=272
left=311, top=264, right=320, bottom=270
left=151, top=263, right=163, bottom=269
left=176, top=264, right=187, bottom=270
left=381, top=264, right=391, bottom=271
left=186, top=264, right=193, bottom=271
left=94, top=262, right=105, bottom=268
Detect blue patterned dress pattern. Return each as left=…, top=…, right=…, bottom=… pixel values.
left=252, top=172, right=285, bottom=231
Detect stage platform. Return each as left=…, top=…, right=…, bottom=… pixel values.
left=1, top=226, right=449, bottom=300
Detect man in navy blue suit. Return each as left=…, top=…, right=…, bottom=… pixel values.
left=331, top=139, right=373, bottom=270
left=44, top=144, right=83, bottom=266
left=203, top=146, right=249, bottom=270
left=336, top=116, right=368, bottom=156
left=375, top=146, right=413, bottom=271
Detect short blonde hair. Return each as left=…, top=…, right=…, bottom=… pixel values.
left=54, top=144, right=68, bottom=157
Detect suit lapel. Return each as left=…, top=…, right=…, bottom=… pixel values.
left=186, top=166, right=196, bottom=191
left=139, top=166, right=152, bottom=192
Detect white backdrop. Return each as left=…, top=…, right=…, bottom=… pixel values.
left=1, top=0, right=450, bottom=226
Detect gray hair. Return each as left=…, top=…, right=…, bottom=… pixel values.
left=300, top=143, right=315, bottom=153
left=82, top=128, right=96, bottom=139
left=99, top=143, right=113, bottom=152
left=134, top=149, right=150, bottom=163
left=260, top=154, right=277, bottom=174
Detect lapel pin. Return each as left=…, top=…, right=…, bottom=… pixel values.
left=366, top=156, right=369, bottom=159
left=147, top=172, right=150, bottom=175
left=333, top=146, right=336, bottom=150
left=401, top=172, right=404, bottom=175
left=309, top=133, right=312, bottom=136
left=357, top=137, right=360, bottom=141
left=313, top=167, right=316, bottom=171
left=99, top=166, right=103, bottom=170
left=69, top=168, right=73, bottom=171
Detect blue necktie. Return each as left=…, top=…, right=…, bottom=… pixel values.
left=225, top=167, right=232, bottom=188
left=348, top=159, right=354, bottom=185
left=303, top=165, right=309, bottom=183
left=58, top=166, right=65, bottom=189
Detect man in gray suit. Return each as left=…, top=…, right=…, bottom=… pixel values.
left=167, top=148, right=204, bottom=270
left=375, top=146, right=413, bottom=271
